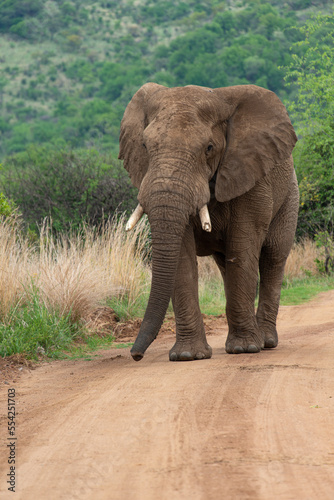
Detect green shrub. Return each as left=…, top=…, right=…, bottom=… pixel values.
left=1, top=147, right=137, bottom=233
left=0, top=191, right=14, bottom=216
left=284, top=13, right=334, bottom=238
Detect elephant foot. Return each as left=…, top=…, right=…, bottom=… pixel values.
left=225, top=330, right=264, bottom=354
left=256, top=318, right=279, bottom=349
left=263, top=327, right=278, bottom=349
left=264, top=337, right=277, bottom=348
left=169, top=341, right=212, bottom=361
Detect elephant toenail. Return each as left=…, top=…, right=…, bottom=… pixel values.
left=265, top=338, right=276, bottom=348
left=247, top=344, right=259, bottom=353
left=180, top=351, right=193, bottom=361
left=170, top=352, right=177, bottom=361
left=195, top=352, right=205, bottom=360
left=233, top=346, right=244, bottom=354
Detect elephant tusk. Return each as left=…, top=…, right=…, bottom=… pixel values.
left=199, top=204, right=212, bottom=232
left=126, top=204, right=144, bottom=231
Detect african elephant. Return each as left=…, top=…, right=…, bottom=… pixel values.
left=119, top=83, right=299, bottom=361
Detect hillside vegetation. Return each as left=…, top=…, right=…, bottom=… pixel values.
left=0, top=0, right=331, bottom=157
left=0, top=0, right=333, bottom=235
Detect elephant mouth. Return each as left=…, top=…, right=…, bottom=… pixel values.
left=126, top=203, right=212, bottom=233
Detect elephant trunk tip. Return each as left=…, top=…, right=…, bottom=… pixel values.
left=130, top=348, right=144, bottom=362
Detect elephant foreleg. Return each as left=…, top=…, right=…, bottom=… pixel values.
left=169, top=225, right=212, bottom=361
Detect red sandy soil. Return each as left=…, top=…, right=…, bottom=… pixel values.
left=1, top=291, right=334, bottom=499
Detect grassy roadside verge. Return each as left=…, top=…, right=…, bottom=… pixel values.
left=280, top=275, right=334, bottom=306
left=2, top=274, right=334, bottom=361
left=200, top=275, right=334, bottom=313
left=1, top=213, right=333, bottom=361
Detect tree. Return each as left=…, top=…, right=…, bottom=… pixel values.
left=0, top=0, right=43, bottom=32
left=284, top=13, right=334, bottom=237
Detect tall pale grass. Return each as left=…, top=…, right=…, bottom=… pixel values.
left=197, top=239, right=320, bottom=283
left=0, top=211, right=322, bottom=327
left=0, top=214, right=32, bottom=319
left=198, top=255, right=221, bottom=282
left=284, top=238, right=320, bottom=279
left=0, top=214, right=151, bottom=323
left=35, top=215, right=151, bottom=322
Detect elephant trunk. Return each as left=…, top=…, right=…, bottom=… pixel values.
left=130, top=192, right=189, bottom=361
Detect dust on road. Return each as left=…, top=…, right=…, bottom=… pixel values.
left=1, top=291, right=334, bottom=500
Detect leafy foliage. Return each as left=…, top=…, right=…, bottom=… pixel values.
left=0, top=0, right=330, bottom=159
left=0, top=191, right=14, bottom=217
left=0, top=0, right=43, bottom=33
left=314, top=228, right=334, bottom=274
left=284, top=12, right=334, bottom=237
left=1, top=148, right=137, bottom=233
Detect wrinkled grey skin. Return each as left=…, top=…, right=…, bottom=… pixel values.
left=119, top=83, right=299, bottom=362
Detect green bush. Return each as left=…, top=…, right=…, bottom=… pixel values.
left=0, top=0, right=43, bottom=33
left=0, top=191, right=14, bottom=216
left=1, top=147, right=137, bottom=233
left=284, top=13, right=334, bottom=238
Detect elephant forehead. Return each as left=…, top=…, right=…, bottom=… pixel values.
left=147, top=87, right=222, bottom=122
left=144, top=113, right=207, bottom=145
left=146, top=107, right=220, bottom=141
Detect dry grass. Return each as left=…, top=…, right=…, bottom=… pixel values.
left=197, top=239, right=320, bottom=283
left=35, top=215, right=151, bottom=322
left=285, top=239, right=320, bottom=279
left=198, top=255, right=221, bottom=282
left=0, top=214, right=151, bottom=323
left=0, top=214, right=32, bottom=319
left=0, top=212, right=322, bottom=327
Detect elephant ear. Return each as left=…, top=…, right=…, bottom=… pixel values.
left=214, top=85, right=297, bottom=203
left=118, top=82, right=164, bottom=189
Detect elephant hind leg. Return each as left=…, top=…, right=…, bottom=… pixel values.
left=257, top=182, right=299, bottom=348
left=214, top=250, right=264, bottom=354
left=257, top=248, right=284, bottom=349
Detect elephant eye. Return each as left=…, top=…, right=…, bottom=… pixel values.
left=142, top=143, right=147, bottom=150
left=206, top=144, right=213, bottom=153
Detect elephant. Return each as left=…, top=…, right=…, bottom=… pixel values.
left=119, top=83, right=299, bottom=362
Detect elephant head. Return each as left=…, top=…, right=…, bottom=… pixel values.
left=119, top=83, right=297, bottom=361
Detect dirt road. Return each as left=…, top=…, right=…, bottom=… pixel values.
left=1, top=291, right=334, bottom=500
